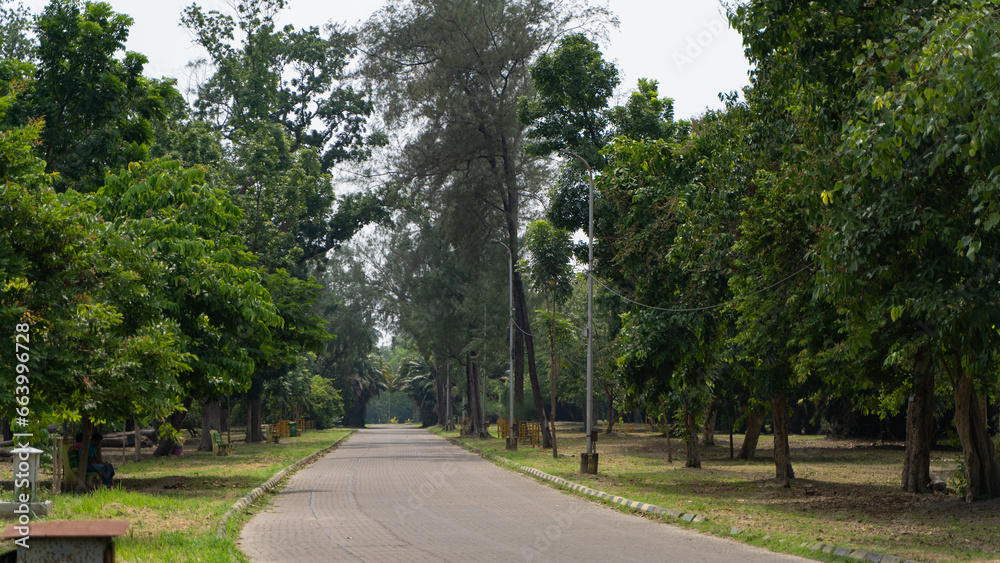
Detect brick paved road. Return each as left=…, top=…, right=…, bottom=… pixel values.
left=239, top=425, right=813, bottom=562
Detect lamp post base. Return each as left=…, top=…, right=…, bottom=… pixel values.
left=579, top=453, right=599, bottom=474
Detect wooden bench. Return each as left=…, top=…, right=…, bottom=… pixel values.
left=210, top=430, right=233, bottom=456
left=496, top=419, right=510, bottom=439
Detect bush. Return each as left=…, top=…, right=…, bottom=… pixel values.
left=307, top=375, right=344, bottom=429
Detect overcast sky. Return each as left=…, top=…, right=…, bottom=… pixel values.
left=18, top=0, right=751, bottom=120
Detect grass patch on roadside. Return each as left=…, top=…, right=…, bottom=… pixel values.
left=436, top=424, right=999, bottom=563
left=1, top=427, right=352, bottom=562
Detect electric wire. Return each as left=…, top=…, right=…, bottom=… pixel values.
left=588, top=265, right=812, bottom=313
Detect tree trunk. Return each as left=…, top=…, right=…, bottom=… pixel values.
left=199, top=400, right=222, bottom=451
left=444, top=363, right=451, bottom=430
left=134, top=417, right=141, bottom=462
left=683, top=406, right=701, bottom=468
left=514, top=272, right=552, bottom=448
left=75, top=415, right=94, bottom=492
left=466, top=353, right=485, bottom=437
left=432, top=365, right=445, bottom=428
left=729, top=406, right=735, bottom=459
left=772, top=393, right=794, bottom=487
left=702, top=405, right=717, bottom=446
left=222, top=399, right=231, bottom=433
left=154, top=396, right=193, bottom=457
left=245, top=375, right=265, bottom=443
left=514, top=318, right=525, bottom=407
left=662, top=396, right=672, bottom=463
left=954, top=371, right=1000, bottom=501
left=550, top=305, right=559, bottom=458
left=738, top=409, right=765, bottom=460
left=605, top=397, right=617, bottom=435
left=0, top=418, right=11, bottom=442
left=902, top=346, right=935, bottom=493
left=420, top=395, right=437, bottom=427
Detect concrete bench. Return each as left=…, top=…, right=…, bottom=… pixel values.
left=1, top=519, right=128, bottom=562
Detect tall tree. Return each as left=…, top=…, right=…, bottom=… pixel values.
left=1, top=98, right=189, bottom=487
left=816, top=3, right=1000, bottom=499
left=93, top=159, right=283, bottom=454
left=183, top=0, right=387, bottom=273
left=523, top=219, right=574, bottom=455
left=362, top=0, right=612, bottom=445
left=730, top=0, right=1000, bottom=499
left=183, top=0, right=388, bottom=437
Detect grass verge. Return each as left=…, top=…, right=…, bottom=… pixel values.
left=435, top=424, right=1000, bottom=563
left=1, top=427, right=352, bottom=562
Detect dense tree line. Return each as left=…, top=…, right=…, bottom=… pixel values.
left=2, top=0, right=998, bottom=502
left=0, top=0, right=383, bottom=486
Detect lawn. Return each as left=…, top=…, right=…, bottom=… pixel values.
left=0, top=427, right=352, bottom=562
left=443, top=423, right=1000, bottom=563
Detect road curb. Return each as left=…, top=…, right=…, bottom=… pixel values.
left=438, top=433, right=706, bottom=524
left=439, top=432, right=923, bottom=563
left=216, top=429, right=357, bottom=538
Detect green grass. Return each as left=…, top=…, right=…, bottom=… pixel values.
left=2, top=427, right=352, bottom=562
left=437, top=424, right=1000, bottom=563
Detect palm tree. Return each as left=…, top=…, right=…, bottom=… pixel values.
left=396, top=358, right=437, bottom=427
left=343, top=353, right=390, bottom=427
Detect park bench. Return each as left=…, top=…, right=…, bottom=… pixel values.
left=496, top=418, right=510, bottom=439
left=274, top=420, right=290, bottom=438
left=210, top=430, right=233, bottom=456
left=518, top=421, right=542, bottom=447
left=61, top=443, right=102, bottom=492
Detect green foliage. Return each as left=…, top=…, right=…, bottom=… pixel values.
left=520, top=33, right=619, bottom=166
left=0, top=102, right=189, bottom=427
left=522, top=220, right=574, bottom=306
left=606, top=79, right=681, bottom=142
left=183, top=0, right=381, bottom=169
left=93, top=159, right=282, bottom=396
left=0, top=1, right=35, bottom=61
left=183, top=0, right=387, bottom=273
left=18, top=0, right=177, bottom=191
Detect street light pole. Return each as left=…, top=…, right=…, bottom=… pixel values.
left=566, top=151, right=596, bottom=472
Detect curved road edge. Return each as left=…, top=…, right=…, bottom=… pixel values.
left=437, top=430, right=923, bottom=563
left=216, top=429, right=358, bottom=538
left=436, top=432, right=705, bottom=523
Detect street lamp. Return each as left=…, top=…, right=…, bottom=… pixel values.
left=564, top=151, right=597, bottom=474
left=494, top=240, right=517, bottom=450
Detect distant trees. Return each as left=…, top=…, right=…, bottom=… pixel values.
left=361, top=0, right=614, bottom=447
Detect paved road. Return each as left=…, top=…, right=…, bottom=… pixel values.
left=239, top=426, right=812, bottom=562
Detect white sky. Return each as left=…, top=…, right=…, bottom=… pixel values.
left=18, top=0, right=751, bottom=120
